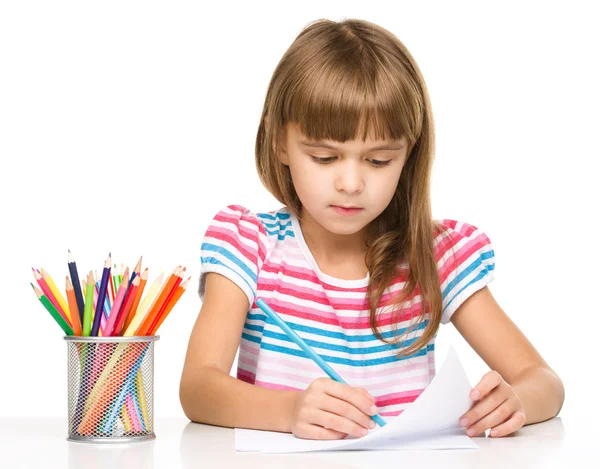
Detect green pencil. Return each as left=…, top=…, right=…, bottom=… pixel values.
left=83, top=271, right=95, bottom=336
left=31, top=283, right=74, bottom=335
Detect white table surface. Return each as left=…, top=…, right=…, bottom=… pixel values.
left=1, top=416, right=595, bottom=468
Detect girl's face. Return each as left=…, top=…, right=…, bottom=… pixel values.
left=277, top=122, right=409, bottom=238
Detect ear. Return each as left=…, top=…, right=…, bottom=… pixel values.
left=265, top=116, right=289, bottom=166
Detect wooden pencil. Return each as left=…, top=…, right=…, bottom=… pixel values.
left=33, top=268, right=70, bottom=327
left=103, top=267, right=130, bottom=336
left=112, top=275, right=140, bottom=336
left=65, top=276, right=83, bottom=336
left=82, top=271, right=95, bottom=336
left=40, top=268, right=72, bottom=324
left=149, top=275, right=189, bottom=335
left=67, top=250, right=86, bottom=325
left=32, top=283, right=73, bottom=335
left=123, top=268, right=148, bottom=332
left=134, top=267, right=180, bottom=336
left=123, top=272, right=163, bottom=337
left=91, top=254, right=112, bottom=336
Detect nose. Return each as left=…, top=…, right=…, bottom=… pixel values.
left=335, top=162, right=364, bottom=194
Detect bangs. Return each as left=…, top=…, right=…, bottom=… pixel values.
left=282, top=49, right=423, bottom=146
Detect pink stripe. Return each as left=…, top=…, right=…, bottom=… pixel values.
left=242, top=362, right=430, bottom=392
left=380, top=409, right=405, bottom=417
left=239, top=350, right=427, bottom=380
left=259, top=296, right=425, bottom=329
left=438, top=233, right=490, bottom=282
left=254, top=380, right=302, bottom=391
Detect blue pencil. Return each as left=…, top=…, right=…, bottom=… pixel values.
left=255, top=297, right=387, bottom=428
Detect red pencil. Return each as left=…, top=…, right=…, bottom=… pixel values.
left=112, top=275, right=140, bottom=336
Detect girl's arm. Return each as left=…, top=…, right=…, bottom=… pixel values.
left=451, top=286, right=565, bottom=427
left=179, top=272, right=299, bottom=432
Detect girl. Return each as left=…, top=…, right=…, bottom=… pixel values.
left=180, top=18, right=564, bottom=441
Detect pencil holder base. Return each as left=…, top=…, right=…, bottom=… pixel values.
left=64, top=336, right=159, bottom=443
left=67, top=433, right=156, bottom=444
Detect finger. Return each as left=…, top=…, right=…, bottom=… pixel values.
left=293, top=422, right=348, bottom=440
left=322, top=381, right=378, bottom=418
left=489, top=411, right=527, bottom=438
left=357, top=387, right=377, bottom=402
left=465, top=401, right=518, bottom=437
left=469, top=370, right=503, bottom=401
left=313, top=409, right=370, bottom=438
left=460, top=384, right=509, bottom=428
left=320, top=394, right=376, bottom=432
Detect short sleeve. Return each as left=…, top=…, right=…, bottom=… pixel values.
left=199, top=204, right=269, bottom=310
left=435, top=219, right=496, bottom=325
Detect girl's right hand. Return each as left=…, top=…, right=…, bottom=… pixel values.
left=290, top=377, right=379, bottom=440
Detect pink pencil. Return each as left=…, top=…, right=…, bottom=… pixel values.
left=103, top=267, right=130, bottom=336
left=125, top=394, right=142, bottom=431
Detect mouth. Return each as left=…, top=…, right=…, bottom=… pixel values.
left=330, top=205, right=363, bottom=215
left=331, top=205, right=362, bottom=209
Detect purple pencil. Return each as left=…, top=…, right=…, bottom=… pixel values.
left=91, top=254, right=112, bottom=336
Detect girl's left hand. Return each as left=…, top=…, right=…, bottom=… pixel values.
left=459, top=370, right=527, bottom=438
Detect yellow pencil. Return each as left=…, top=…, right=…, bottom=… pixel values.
left=41, top=268, right=71, bottom=323
left=123, top=272, right=164, bottom=336
left=135, top=370, right=150, bottom=429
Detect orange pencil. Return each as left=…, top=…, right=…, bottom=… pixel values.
left=66, top=276, right=83, bottom=336
left=146, top=268, right=185, bottom=334
left=123, top=268, right=148, bottom=332
left=149, top=275, right=189, bottom=335
left=134, top=267, right=180, bottom=336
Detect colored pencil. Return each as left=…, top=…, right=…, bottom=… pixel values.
left=82, top=271, right=95, bottom=336
left=135, top=369, right=150, bottom=429
left=123, top=268, right=148, bottom=332
left=65, top=276, right=82, bottom=336
left=33, top=268, right=70, bottom=326
left=123, top=272, right=163, bottom=336
left=91, top=254, right=111, bottom=336
left=68, top=250, right=86, bottom=325
left=149, top=275, right=190, bottom=335
left=144, top=267, right=184, bottom=334
left=31, top=283, right=73, bottom=335
left=113, top=264, right=120, bottom=294
left=40, top=268, right=72, bottom=324
left=103, top=267, right=130, bottom=336
left=131, top=256, right=143, bottom=282
left=113, top=275, right=140, bottom=336
left=255, top=297, right=388, bottom=428
left=134, top=267, right=180, bottom=336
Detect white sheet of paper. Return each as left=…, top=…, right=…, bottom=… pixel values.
left=235, top=345, right=480, bottom=453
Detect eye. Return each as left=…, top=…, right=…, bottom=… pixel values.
left=310, top=156, right=392, bottom=167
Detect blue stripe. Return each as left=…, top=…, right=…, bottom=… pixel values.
left=257, top=211, right=291, bottom=221
left=244, top=315, right=428, bottom=343
left=442, top=250, right=494, bottom=312
left=201, top=247, right=256, bottom=297
left=443, top=268, right=493, bottom=314
left=243, top=328, right=423, bottom=354
left=241, top=335, right=433, bottom=367
left=257, top=212, right=295, bottom=239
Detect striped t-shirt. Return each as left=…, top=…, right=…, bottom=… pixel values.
left=199, top=204, right=495, bottom=417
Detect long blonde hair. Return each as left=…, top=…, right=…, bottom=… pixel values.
left=255, top=18, right=451, bottom=358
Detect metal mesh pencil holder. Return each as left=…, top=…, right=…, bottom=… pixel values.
left=64, top=336, right=159, bottom=443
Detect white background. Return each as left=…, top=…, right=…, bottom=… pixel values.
left=1, top=0, right=598, bottom=427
